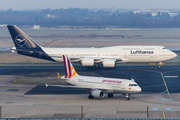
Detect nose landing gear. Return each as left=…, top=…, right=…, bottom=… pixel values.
left=158, top=62, right=164, bottom=69
left=126, top=93, right=130, bottom=100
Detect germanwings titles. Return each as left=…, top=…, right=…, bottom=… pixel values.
left=8, top=25, right=177, bottom=68
left=45, top=55, right=142, bottom=100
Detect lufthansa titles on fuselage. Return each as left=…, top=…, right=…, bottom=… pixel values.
left=130, top=50, right=154, bottom=54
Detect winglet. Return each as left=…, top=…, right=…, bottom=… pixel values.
left=131, top=78, right=135, bottom=81
left=45, top=83, right=48, bottom=87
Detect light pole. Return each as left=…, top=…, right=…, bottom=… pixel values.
left=81, top=106, right=83, bottom=119
left=0, top=106, right=2, bottom=118
left=147, top=106, right=149, bottom=118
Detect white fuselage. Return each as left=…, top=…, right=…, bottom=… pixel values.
left=42, top=45, right=177, bottom=65
left=8, top=25, right=177, bottom=68
left=66, top=75, right=142, bottom=94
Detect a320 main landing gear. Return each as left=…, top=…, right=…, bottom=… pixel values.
left=108, top=93, right=113, bottom=98
left=88, top=94, right=94, bottom=99
left=89, top=93, right=131, bottom=100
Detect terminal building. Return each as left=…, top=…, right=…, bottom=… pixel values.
left=133, top=10, right=178, bottom=17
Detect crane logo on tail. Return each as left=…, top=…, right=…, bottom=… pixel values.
left=15, top=34, right=27, bottom=47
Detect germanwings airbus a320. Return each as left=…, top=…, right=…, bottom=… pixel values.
left=45, top=55, right=142, bottom=100
left=7, top=25, right=177, bottom=68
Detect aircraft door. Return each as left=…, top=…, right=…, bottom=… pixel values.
left=124, top=51, right=128, bottom=58
left=124, top=54, right=127, bottom=58
left=97, top=52, right=101, bottom=57
left=121, top=82, right=125, bottom=90
left=154, top=54, right=157, bottom=58
left=102, top=81, right=106, bottom=87
left=71, top=52, right=74, bottom=56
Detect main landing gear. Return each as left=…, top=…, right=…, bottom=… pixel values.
left=108, top=93, right=113, bottom=98
left=126, top=93, right=130, bottom=100
left=94, top=64, right=101, bottom=69
left=88, top=94, right=94, bottom=99
left=89, top=93, right=114, bottom=99
left=86, top=64, right=101, bottom=69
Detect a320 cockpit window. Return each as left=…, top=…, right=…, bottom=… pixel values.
left=163, top=47, right=166, bottom=49
left=129, top=84, right=138, bottom=86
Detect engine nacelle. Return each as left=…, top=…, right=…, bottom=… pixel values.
left=102, top=59, right=115, bottom=67
left=81, top=58, right=94, bottom=66
left=91, top=90, right=105, bottom=98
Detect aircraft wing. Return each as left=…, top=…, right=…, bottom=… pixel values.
left=45, top=83, right=113, bottom=91
left=86, top=57, right=124, bottom=62
left=68, top=56, right=81, bottom=60
left=50, top=56, right=81, bottom=59
left=47, top=77, right=69, bottom=80
left=49, top=55, right=125, bottom=63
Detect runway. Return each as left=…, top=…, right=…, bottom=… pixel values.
left=1, top=65, right=180, bottom=118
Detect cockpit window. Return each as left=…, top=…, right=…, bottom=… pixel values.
left=129, top=84, right=138, bottom=86
left=163, top=47, right=166, bottom=49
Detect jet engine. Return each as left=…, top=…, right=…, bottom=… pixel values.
left=81, top=58, right=94, bottom=66
left=91, top=90, right=105, bottom=98
left=102, top=59, right=115, bottom=67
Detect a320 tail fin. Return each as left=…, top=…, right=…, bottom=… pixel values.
left=63, top=55, right=78, bottom=78
left=7, top=25, right=41, bottom=48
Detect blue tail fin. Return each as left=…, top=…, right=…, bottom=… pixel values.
left=7, top=25, right=55, bottom=62
left=7, top=25, right=41, bottom=49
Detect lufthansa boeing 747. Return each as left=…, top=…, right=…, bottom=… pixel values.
left=7, top=25, right=177, bottom=68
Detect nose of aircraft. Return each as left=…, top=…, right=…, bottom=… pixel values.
left=169, top=50, right=177, bottom=58
left=173, top=52, right=177, bottom=58
left=137, top=87, right=142, bottom=93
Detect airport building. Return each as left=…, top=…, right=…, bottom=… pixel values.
left=33, top=25, right=40, bottom=30
left=133, top=10, right=178, bottom=17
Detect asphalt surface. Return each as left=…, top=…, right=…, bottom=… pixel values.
left=1, top=65, right=180, bottom=95
left=1, top=65, right=180, bottom=118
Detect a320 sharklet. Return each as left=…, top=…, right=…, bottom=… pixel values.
left=7, top=25, right=177, bottom=68
left=45, top=55, right=142, bottom=100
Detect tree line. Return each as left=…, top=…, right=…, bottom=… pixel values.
left=0, top=8, right=180, bottom=28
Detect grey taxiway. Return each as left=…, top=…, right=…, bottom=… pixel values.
left=0, top=66, right=180, bottom=118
